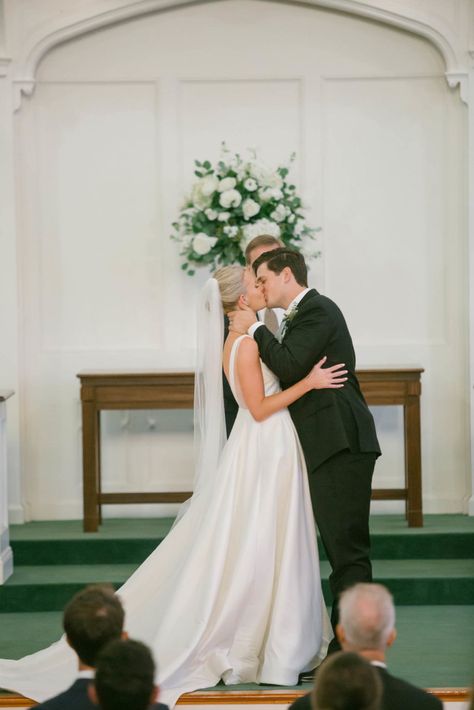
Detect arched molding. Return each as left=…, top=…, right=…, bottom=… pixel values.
left=8, top=0, right=469, bottom=111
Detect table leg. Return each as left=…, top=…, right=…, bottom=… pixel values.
left=404, top=398, right=423, bottom=527
left=97, top=410, right=102, bottom=525
left=82, top=401, right=100, bottom=532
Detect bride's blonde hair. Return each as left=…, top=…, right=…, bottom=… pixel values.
left=213, top=265, right=245, bottom=313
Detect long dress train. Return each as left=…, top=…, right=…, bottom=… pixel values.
left=0, top=335, right=331, bottom=707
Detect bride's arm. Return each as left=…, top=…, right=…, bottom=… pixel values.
left=236, top=338, right=346, bottom=422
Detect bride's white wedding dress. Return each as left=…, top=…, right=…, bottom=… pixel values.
left=0, top=335, right=331, bottom=707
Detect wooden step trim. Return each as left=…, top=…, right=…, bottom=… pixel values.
left=0, top=687, right=469, bottom=706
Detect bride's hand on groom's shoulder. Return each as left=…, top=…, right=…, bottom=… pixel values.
left=307, top=357, right=348, bottom=390
left=228, top=302, right=257, bottom=334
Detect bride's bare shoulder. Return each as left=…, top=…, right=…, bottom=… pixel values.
left=236, top=336, right=259, bottom=360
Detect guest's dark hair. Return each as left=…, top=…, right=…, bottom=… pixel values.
left=312, top=651, right=382, bottom=710
left=244, top=235, right=283, bottom=265
left=63, top=585, right=124, bottom=667
left=94, top=639, right=156, bottom=710
left=252, top=247, right=308, bottom=287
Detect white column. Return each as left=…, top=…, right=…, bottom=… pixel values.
left=0, top=7, right=24, bottom=524
left=0, top=392, right=14, bottom=582
left=468, top=58, right=474, bottom=515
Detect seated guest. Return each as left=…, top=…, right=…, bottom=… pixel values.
left=89, top=639, right=163, bottom=710
left=35, top=584, right=126, bottom=710
left=312, top=651, right=382, bottom=710
left=289, top=583, right=442, bottom=710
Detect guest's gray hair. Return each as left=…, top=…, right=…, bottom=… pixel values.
left=339, top=583, right=396, bottom=651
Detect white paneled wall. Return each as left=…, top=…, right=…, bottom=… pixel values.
left=8, top=0, right=469, bottom=519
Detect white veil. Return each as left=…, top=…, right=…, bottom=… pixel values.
left=193, top=277, right=227, bottom=495
left=174, top=277, right=227, bottom=523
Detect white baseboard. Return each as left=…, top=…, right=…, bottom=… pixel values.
left=26, top=500, right=181, bottom=521
left=422, top=498, right=465, bottom=514
left=19, top=498, right=469, bottom=522
left=7, top=503, right=25, bottom=524
left=0, top=545, right=13, bottom=583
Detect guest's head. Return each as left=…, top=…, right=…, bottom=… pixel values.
left=312, top=651, right=382, bottom=710
left=337, top=583, right=397, bottom=659
left=253, top=247, right=307, bottom=309
left=214, top=264, right=265, bottom=314
left=63, top=584, right=126, bottom=668
left=90, top=639, right=158, bottom=710
left=244, top=234, right=283, bottom=266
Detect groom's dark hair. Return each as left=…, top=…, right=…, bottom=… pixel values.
left=253, top=247, right=308, bottom=287
left=63, top=584, right=125, bottom=667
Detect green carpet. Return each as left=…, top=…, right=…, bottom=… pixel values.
left=2, top=515, right=473, bottom=612
left=0, top=515, right=473, bottom=693
left=10, top=515, right=474, bottom=564
left=1, top=558, right=473, bottom=612
left=0, top=606, right=472, bottom=688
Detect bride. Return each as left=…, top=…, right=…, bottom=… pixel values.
left=0, top=265, right=347, bottom=707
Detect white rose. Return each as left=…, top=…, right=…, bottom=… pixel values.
left=205, top=208, right=218, bottom=221
left=259, top=187, right=283, bottom=202
left=218, top=177, right=237, bottom=192
left=270, top=204, right=288, bottom=223
left=218, top=211, right=231, bottom=222
left=200, top=175, right=219, bottom=196
left=242, top=218, right=280, bottom=245
left=219, top=189, right=242, bottom=209
left=224, top=225, right=239, bottom=238
left=261, top=172, right=284, bottom=190
left=191, top=183, right=212, bottom=210
left=242, top=198, right=261, bottom=221
left=244, top=178, right=258, bottom=192
left=287, top=212, right=296, bottom=224
left=192, top=232, right=217, bottom=255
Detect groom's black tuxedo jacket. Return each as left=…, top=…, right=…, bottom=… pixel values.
left=254, top=289, right=380, bottom=472
left=35, top=677, right=170, bottom=710
left=288, top=666, right=442, bottom=710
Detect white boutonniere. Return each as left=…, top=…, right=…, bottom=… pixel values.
left=283, top=304, right=299, bottom=325
left=278, top=304, right=299, bottom=342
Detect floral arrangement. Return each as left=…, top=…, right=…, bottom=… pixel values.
left=171, top=145, right=319, bottom=275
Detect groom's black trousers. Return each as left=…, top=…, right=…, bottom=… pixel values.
left=307, top=449, right=376, bottom=653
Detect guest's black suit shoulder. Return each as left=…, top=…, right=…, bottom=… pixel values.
left=287, top=691, right=311, bottom=710
left=254, top=289, right=380, bottom=471
left=378, top=667, right=442, bottom=710
left=286, top=667, right=442, bottom=710
left=34, top=679, right=95, bottom=710
left=34, top=678, right=169, bottom=710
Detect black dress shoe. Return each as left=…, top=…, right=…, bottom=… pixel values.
left=297, top=668, right=317, bottom=684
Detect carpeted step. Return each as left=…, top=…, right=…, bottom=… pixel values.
left=1, top=559, right=473, bottom=613
left=9, top=515, right=474, bottom=565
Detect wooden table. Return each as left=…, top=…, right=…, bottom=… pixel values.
left=78, top=368, right=424, bottom=531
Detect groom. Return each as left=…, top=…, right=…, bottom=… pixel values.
left=229, top=248, right=381, bottom=654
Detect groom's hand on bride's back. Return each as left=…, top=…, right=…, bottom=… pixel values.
left=228, top=305, right=257, bottom=334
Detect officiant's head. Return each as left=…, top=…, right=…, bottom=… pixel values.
left=63, top=584, right=127, bottom=670
left=214, top=264, right=265, bottom=314
left=244, top=235, right=283, bottom=267
left=253, top=247, right=308, bottom=310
